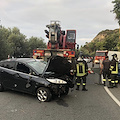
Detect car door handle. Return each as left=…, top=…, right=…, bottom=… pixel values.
left=14, top=73, right=20, bottom=78
left=1, top=70, right=4, bottom=73
left=27, top=76, right=32, bottom=83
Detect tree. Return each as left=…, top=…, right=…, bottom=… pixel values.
left=103, top=33, right=119, bottom=50
left=112, top=0, right=120, bottom=44
left=112, top=0, right=120, bottom=24
left=8, top=27, right=27, bottom=57
left=0, top=26, right=12, bottom=60
left=0, top=26, right=47, bottom=60
left=28, top=37, right=46, bottom=57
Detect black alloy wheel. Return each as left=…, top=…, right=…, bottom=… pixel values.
left=37, top=87, right=52, bottom=102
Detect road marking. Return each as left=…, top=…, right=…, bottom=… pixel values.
left=104, top=86, right=120, bottom=107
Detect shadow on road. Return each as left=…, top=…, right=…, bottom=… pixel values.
left=56, top=98, right=69, bottom=107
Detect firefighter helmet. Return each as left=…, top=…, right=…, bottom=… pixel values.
left=112, top=53, right=117, bottom=57
left=77, top=57, right=83, bottom=61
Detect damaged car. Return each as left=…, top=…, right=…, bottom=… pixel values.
left=0, top=56, right=74, bottom=102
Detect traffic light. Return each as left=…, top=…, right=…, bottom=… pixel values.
left=44, top=30, right=49, bottom=38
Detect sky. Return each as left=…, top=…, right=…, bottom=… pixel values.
left=0, top=0, right=119, bottom=46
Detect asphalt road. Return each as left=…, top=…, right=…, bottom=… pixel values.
left=0, top=63, right=120, bottom=120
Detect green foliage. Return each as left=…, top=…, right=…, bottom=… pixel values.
left=112, top=0, right=120, bottom=25
left=80, top=29, right=119, bottom=56
left=28, top=36, right=46, bottom=56
left=103, top=31, right=119, bottom=50
left=0, top=26, right=47, bottom=60
left=0, top=26, right=11, bottom=59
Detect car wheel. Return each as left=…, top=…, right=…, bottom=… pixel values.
left=37, top=87, right=52, bottom=102
left=0, top=83, right=4, bottom=92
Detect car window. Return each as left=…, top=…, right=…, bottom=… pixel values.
left=16, top=62, right=30, bottom=74
left=0, top=61, right=15, bottom=70
left=27, top=61, right=46, bottom=74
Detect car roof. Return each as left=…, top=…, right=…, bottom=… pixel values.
left=0, top=58, right=37, bottom=64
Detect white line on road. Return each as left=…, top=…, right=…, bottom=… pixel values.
left=104, top=86, right=120, bottom=107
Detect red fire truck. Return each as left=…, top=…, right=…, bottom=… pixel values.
left=33, top=21, right=76, bottom=61
left=94, top=50, right=108, bottom=64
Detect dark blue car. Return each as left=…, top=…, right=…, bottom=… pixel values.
left=0, top=56, right=74, bottom=102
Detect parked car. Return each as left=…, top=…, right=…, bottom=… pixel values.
left=0, top=56, right=74, bottom=102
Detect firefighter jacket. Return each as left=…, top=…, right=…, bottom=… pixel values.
left=75, top=60, right=88, bottom=77
left=110, top=58, right=118, bottom=74
left=102, top=59, right=111, bottom=71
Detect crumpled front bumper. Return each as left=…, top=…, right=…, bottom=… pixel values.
left=49, top=84, right=69, bottom=95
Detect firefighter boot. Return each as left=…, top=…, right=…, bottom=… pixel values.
left=76, top=85, right=79, bottom=90
left=114, top=83, right=118, bottom=88
left=108, top=81, right=111, bottom=87
left=103, top=81, right=106, bottom=86
left=108, top=83, right=113, bottom=88
left=82, top=85, right=88, bottom=91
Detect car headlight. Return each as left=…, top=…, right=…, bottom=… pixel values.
left=46, top=78, right=67, bottom=84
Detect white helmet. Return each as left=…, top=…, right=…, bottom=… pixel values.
left=77, top=57, right=83, bottom=61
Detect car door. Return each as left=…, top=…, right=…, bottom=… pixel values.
left=0, top=61, right=17, bottom=89
left=13, top=62, right=39, bottom=94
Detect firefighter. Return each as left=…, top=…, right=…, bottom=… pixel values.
left=75, top=56, right=88, bottom=91
left=102, top=56, right=111, bottom=86
left=110, top=54, right=118, bottom=88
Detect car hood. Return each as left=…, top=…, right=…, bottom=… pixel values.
left=42, top=56, right=72, bottom=76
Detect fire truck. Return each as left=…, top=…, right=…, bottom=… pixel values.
left=94, top=50, right=108, bottom=64
left=33, top=21, right=76, bottom=61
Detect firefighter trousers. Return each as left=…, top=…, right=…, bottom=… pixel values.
left=76, top=76, right=86, bottom=87
left=111, top=74, right=118, bottom=87
left=102, top=70, right=111, bottom=85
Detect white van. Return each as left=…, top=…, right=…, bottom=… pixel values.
left=107, top=51, right=120, bottom=61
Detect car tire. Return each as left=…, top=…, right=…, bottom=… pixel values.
left=36, top=87, right=52, bottom=102
left=0, top=83, right=4, bottom=92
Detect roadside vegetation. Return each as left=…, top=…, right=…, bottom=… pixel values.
left=0, top=26, right=46, bottom=60
left=80, top=29, right=119, bottom=56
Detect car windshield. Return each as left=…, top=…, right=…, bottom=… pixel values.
left=27, top=61, right=46, bottom=74
left=95, top=52, right=106, bottom=56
